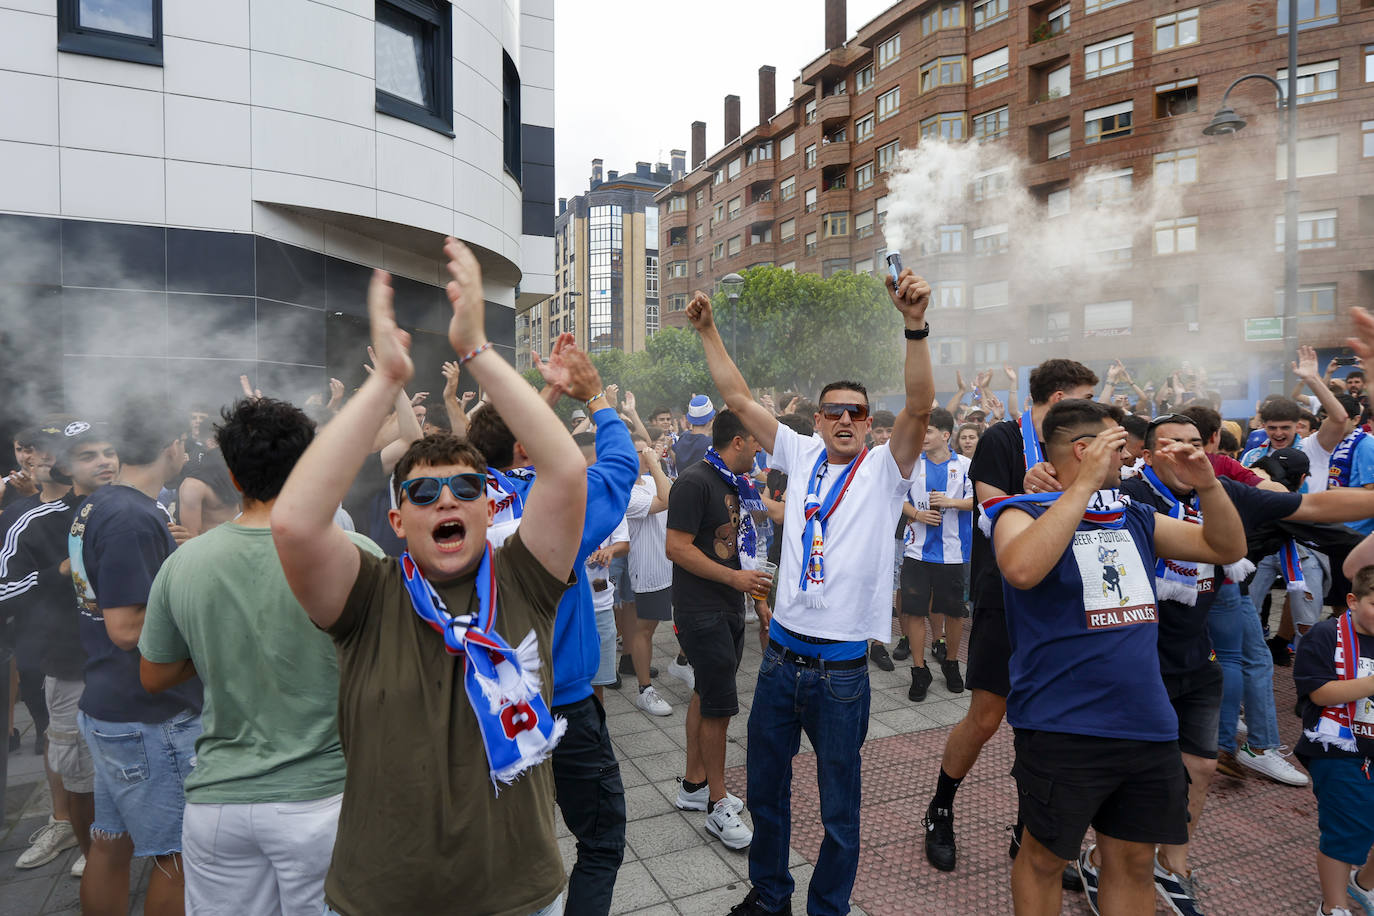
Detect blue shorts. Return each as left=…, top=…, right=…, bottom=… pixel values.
left=1308, top=755, right=1374, bottom=865
left=79, top=709, right=201, bottom=857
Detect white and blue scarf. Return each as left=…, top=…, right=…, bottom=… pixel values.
left=704, top=448, right=765, bottom=558
left=1329, top=430, right=1369, bottom=490
left=799, top=448, right=868, bottom=607
left=1020, top=410, right=1043, bottom=470
left=978, top=488, right=1129, bottom=539
left=400, top=546, right=566, bottom=792
left=1304, top=610, right=1374, bottom=760
left=1137, top=466, right=1254, bottom=605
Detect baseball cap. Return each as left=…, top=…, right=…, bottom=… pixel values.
left=1252, top=446, right=1309, bottom=493
left=570, top=408, right=587, bottom=421
left=686, top=395, right=716, bottom=426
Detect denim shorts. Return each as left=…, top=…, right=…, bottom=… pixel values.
left=610, top=554, right=632, bottom=606
left=79, top=709, right=201, bottom=857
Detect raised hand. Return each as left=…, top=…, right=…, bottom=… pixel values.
left=366, top=270, right=413, bottom=384
left=685, top=291, right=714, bottom=331
left=975, top=369, right=993, bottom=390
left=1350, top=308, right=1374, bottom=363
left=1156, top=438, right=1218, bottom=492
left=624, top=390, right=638, bottom=414
left=410, top=391, right=429, bottom=406
left=327, top=378, right=345, bottom=411
left=442, top=360, right=460, bottom=398
left=885, top=267, right=931, bottom=325
left=461, top=390, right=477, bottom=407
left=239, top=375, right=262, bottom=400
left=955, top=369, right=968, bottom=392
left=443, top=237, right=487, bottom=356
left=1075, top=426, right=1129, bottom=490
left=1293, top=344, right=1321, bottom=380
left=1004, top=363, right=1017, bottom=385
left=605, top=384, right=620, bottom=408
left=759, top=392, right=776, bottom=415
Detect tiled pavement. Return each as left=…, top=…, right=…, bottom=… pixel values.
left=1, top=618, right=1326, bottom=915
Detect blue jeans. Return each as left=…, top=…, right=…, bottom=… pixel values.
left=747, top=647, right=870, bottom=916
left=1207, top=582, right=1279, bottom=753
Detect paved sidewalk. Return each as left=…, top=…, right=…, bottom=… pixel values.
left=1, top=617, right=1324, bottom=915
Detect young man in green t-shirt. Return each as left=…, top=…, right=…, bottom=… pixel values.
left=139, top=397, right=383, bottom=915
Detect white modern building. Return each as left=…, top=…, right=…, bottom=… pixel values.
left=0, top=0, right=554, bottom=421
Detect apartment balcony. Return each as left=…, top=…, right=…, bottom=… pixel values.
left=740, top=196, right=776, bottom=227
left=1024, top=90, right=1071, bottom=126
left=818, top=93, right=851, bottom=129
left=817, top=235, right=851, bottom=262
left=745, top=240, right=776, bottom=264
left=739, top=156, right=777, bottom=186
left=662, top=206, right=688, bottom=233
left=819, top=186, right=851, bottom=212
left=817, top=141, right=852, bottom=170
left=1022, top=155, right=1071, bottom=189
left=801, top=46, right=860, bottom=83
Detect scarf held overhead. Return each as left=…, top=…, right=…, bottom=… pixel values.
left=798, top=449, right=868, bottom=608
left=703, top=448, right=764, bottom=558
left=400, top=546, right=565, bottom=792
left=1137, top=466, right=1255, bottom=606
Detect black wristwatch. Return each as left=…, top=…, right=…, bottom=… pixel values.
left=904, top=323, right=930, bottom=340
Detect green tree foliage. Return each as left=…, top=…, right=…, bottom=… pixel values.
left=521, top=266, right=904, bottom=418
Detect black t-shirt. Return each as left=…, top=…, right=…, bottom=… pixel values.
left=0, top=492, right=86, bottom=680
left=667, top=461, right=744, bottom=614
left=969, top=419, right=1024, bottom=610
left=766, top=469, right=787, bottom=566
left=1121, top=476, right=1301, bottom=675
left=1295, top=615, right=1374, bottom=760
left=72, top=484, right=202, bottom=723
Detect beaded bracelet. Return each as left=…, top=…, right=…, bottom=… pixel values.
left=458, top=341, right=492, bottom=366
left=584, top=390, right=607, bottom=409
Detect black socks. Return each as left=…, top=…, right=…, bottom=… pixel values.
left=932, top=767, right=963, bottom=811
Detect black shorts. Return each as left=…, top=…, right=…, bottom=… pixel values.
left=634, top=587, right=673, bottom=622
left=674, top=604, right=746, bottom=718
left=1162, top=662, right=1224, bottom=759
left=899, top=558, right=968, bottom=618
left=964, top=606, right=1012, bottom=696
left=1011, top=729, right=1189, bottom=861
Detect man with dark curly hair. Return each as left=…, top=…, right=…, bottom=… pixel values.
left=139, top=398, right=384, bottom=915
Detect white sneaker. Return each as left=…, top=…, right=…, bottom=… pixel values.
left=1316, top=906, right=1353, bottom=916
left=1348, top=868, right=1374, bottom=914
left=1235, top=714, right=1248, bottom=744
left=744, top=607, right=758, bottom=623
left=635, top=685, right=672, bottom=717
left=667, top=659, right=695, bottom=691
left=705, top=799, right=753, bottom=849
left=675, top=779, right=743, bottom=813
left=70, top=853, right=86, bottom=878
left=1236, top=743, right=1309, bottom=786
left=16, top=817, right=77, bottom=869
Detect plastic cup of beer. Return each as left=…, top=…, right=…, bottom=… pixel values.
left=752, top=561, right=778, bottom=600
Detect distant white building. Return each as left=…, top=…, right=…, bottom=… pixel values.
left=0, top=0, right=554, bottom=419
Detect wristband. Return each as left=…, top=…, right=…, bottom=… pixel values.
left=904, top=323, right=931, bottom=340
left=585, top=390, right=607, bottom=409
left=458, top=341, right=492, bottom=366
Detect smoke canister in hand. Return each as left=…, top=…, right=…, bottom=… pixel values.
left=886, top=252, right=904, bottom=287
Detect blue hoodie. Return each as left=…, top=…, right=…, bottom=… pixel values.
left=504, top=407, right=638, bottom=707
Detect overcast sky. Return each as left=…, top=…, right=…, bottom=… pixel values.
left=553, top=0, right=894, bottom=202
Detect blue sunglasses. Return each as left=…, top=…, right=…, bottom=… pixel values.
left=398, top=473, right=486, bottom=505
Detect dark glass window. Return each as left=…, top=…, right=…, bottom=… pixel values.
left=503, top=53, right=522, bottom=181
left=58, top=0, right=162, bottom=66
left=375, top=0, right=453, bottom=136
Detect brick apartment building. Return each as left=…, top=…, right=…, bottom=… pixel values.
left=656, top=0, right=1374, bottom=410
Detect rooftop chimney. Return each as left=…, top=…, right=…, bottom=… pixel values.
left=591, top=158, right=603, bottom=188
left=607, top=169, right=619, bottom=181
left=825, top=0, right=845, bottom=51
left=759, top=66, right=777, bottom=125
left=724, top=94, right=740, bottom=144
left=558, top=197, right=567, bottom=215
left=671, top=149, right=686, bottom=180
left=636, top=161, right=650, bottom=177
left=691, top=122, right=706, bottom=168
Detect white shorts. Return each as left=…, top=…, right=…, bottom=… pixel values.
left=44, top=676, right=94, bottom=793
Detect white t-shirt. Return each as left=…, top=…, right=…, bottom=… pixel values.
left=589, top=517, right=630, bottom=612
left=769, top=424, right=913, bottom=642
left=625, top=475, right=671, bottom=594
left=1302, top=436, right=1334, bottom=494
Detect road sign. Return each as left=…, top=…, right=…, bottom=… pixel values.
left=1245, top=317, right=1284, bottom=342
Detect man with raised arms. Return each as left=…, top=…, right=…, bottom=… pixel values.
left=685, top=266, right=933, bottom=916
left=271, top=239, right=587, bottom=916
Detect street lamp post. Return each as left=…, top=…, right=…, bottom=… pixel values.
left=720, top=272, right=745, bottom=355
left=1202, top=0, right=1300, bottom=391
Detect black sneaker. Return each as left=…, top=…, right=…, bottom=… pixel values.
left=1062, top=864, right=1084, bottom=892
left=923, top=804, right=957, bottom=872
left=940, top=659, right=965, bottom=693
left=1077, top=845, right=1102, bottom=915
left=1007, top=822, right=1022, bottom=859
left=870, top=642, right=895, bottom=672
left=617, top=655, right=657, bottom=678
left=892, top=636, right=911, bottom=661
left=909, top=665, right=933, bottom=702
left=8, top=729, right=19, bottom=753
left=726, top=888, right=792, bottom=915
left=932, top=638, right=948, bottom=664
